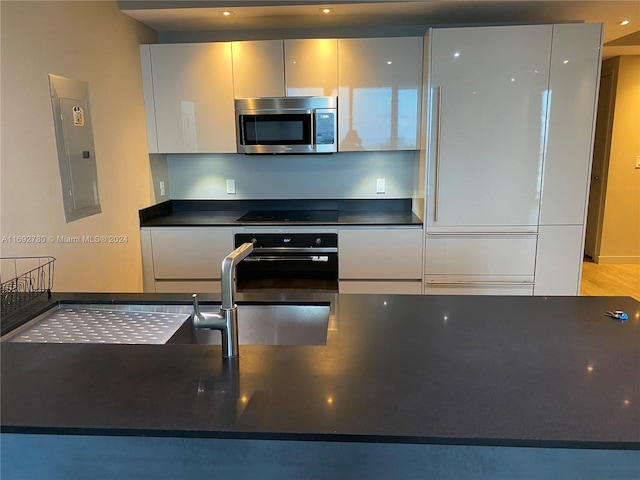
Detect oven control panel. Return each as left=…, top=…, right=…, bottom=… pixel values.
left=235, top=233, right=337, bottom=249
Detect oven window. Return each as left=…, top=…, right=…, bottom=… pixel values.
left=240, top=114, right=311, bottom=145
left=236, top=254, right=338, bottom=292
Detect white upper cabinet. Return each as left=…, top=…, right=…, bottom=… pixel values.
left=144, top=43, right=236, bottom=154
left=539, top=23, right=603, bottom=225
left=284, top=39, right=338, bottom=97
left=338, top=37, right=423, bottom=151
left=139, top=45, right=158, bottom=154
left=232, top=40, right=285, bottom=98
left=425, top=25, right=552, bottom=232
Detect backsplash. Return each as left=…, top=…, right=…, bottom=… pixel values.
left=167, top=151, right=418, bottom=199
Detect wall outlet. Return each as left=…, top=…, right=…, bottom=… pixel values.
left=226, top=179, right=236, bottom=194
left=376, top=177, right=386, bottom=194
left=636, top=156, right=640, bottom=169
left=159, top=181, right=165, bottom=196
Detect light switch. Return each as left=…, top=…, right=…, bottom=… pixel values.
left=376, top=178, right=386, bottom=194
left=226, top=179, right=236, bottom=194
left=159, top=181, right=165, bottom=196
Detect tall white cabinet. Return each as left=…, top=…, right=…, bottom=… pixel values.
left=422, top=23, right=603, bottom=295
left=425, top=25, right=551, bottom=232
left=534, top=23, right=603, bottom=295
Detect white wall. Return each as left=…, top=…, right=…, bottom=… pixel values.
left=599, top=55, right=640, bottom=264
left=167, top=151, right=417, bottom=199
left=0, top=1, right=157, bottom=292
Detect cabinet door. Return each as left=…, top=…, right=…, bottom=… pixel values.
left=150, top=228, right=233, bottom=280
left=338, top=37, right=422, bottom=151
left=339, top=228, right=423, bottom=280
left=534, top=225, right=584, bottom=296
left=150, top=43, right=236, bottom=153
left=139, top=46, right=158, bottom=154
left=425, top=25, right=552, bottom=231
left=232, top=40, right=285, bottom=98
left=539, top=23, right=603, bottom=225
left=339, top=280, right=422, bottom=295
left=285, top=39, right=337, bottom=97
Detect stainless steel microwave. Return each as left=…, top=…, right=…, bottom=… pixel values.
left=235, top=96, right=337, bottom=154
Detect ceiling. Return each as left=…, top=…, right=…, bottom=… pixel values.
left=119, top=1, right=640, bottom=58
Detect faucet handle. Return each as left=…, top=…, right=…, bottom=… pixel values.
left=192, top=293, right=201, bottom=317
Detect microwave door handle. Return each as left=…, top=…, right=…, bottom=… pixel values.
left=239, top=115, right=245, bottom=146
left=310, top=110, right=315, bottom=148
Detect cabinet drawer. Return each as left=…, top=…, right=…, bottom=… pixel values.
left=425, top=234, right=537, bottom=280
left=339, top=228, right=423, bottom=280
left=154, top=280, right=221, bottom=294
left=339, top=280, right=422, bottom=295
left=151, top=228, right=233, bottom=280
left=423, top=282, right=534, bottom=296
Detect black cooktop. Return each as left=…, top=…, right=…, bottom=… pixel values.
left=236, top=210, right=339, bottom=223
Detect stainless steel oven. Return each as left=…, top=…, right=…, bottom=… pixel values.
left=234, top=233, right=338, bottom=292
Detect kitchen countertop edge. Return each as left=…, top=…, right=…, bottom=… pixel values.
left=139, top=199, right=423, bottom=227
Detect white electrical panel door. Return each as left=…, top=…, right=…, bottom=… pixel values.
left=338, top=37, right=423, bottom=151
left=426, top=25, right=552, bottom=232
left=150, top=43, right=236, bottom=153
left=49, top=75, right=101, bottom=222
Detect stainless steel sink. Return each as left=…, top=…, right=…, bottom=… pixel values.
left=186, top=304, right=329, bottom=346
left=2, top=302, right=330, bottom=346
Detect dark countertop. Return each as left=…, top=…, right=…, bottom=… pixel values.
left=139, top=199, right=423, bottom=227
left=2, top=293, right=639, bottom=449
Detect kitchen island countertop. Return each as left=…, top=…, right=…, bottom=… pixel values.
left=2, top=292, right=639, bottom=449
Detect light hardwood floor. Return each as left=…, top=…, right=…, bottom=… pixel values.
left=580, top=259, right=640, bottom=301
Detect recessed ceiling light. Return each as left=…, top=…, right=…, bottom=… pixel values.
left=619, top=20, right=630, bottom=26
left=321, top=8, right=334, bottom=14
left=220, top=11, right=234, bottom=17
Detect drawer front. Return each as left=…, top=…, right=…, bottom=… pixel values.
left=339, top=228, right=423, bottom=280
left=425, top=234, right=537, bottom=280
left=151, top=228, right=233, bottom=279
left=423, top=282, right=534, bottom=296
left=154, top=280, right=221, bottom=294
left=339, top=280, right=423, bottom=295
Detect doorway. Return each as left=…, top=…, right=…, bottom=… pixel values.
left=584, top=63, right=617, bottom=261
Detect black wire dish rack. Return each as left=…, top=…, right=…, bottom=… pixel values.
left=1, top=256, right=55, bottom=334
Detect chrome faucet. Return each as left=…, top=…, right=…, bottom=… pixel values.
left=191, top=242, right=254, bottom=358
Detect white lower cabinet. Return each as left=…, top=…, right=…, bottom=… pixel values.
left=340, top=280, right=423, bottom=295
left=423, top=282, right=534, bottom=296
left=424, top=234, right=537, bottom=295
left=534, top=225, right=585, bottom=296
left=141, top=227, right=234, bottom=293
left=339, top=227, right=423, bottom=294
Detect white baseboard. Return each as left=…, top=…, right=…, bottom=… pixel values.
left=592, top=256, right=640, bottom=265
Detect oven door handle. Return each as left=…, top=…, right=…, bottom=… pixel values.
left=250, top=247, right=337, bottom=254
left=244, top=255, right=330, bottom=263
